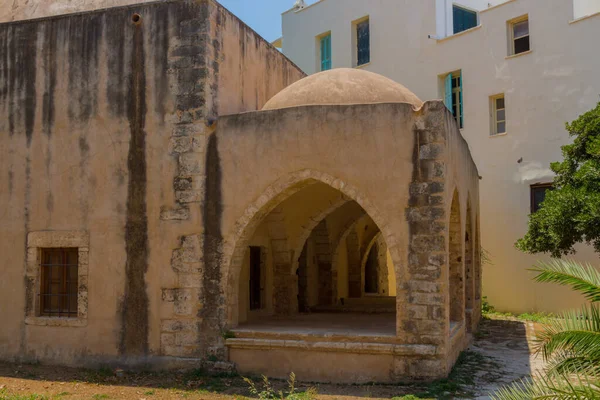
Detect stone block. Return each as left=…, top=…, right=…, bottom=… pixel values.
left=160, top=206, right=190, bottom=221
left=420, top=160, right=445, bottom=180
left=419, top=143, right=444, bottom=160
left=192, top=137, right=205, bottom=153
left=176, top=190, right=203, bottom=203
left=407, top=304, right=428, bottom=320
left=160, top=319, right=199, bottom=333
left=28, top=231, right=89, bottom=248
left=178, top=273, right=202, bottom=288
left=178, top=153, right=203, bottom=175
left=172, top=124, right=204, bottom=137
left=408, top=292, right=444, bottom=305
left=419, top=129, right=446, bottom=144
left=161, top=345, right=199, bottom=358
left=408, top=359, right=445, bottom=378
left=406, top=207, right=445, bottom=222
left=175, top=331, right=200, bottom=346
left=161, top=333, right=176, bottom=347
left=169, top=136, right=193, bottom=154
left=411, top=235, right=445, bottom=252
left=406, top=280, right=441, bottom=293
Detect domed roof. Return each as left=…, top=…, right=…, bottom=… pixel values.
left=262, top=68, right=423, bottom=111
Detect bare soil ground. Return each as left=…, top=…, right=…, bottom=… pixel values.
left=0, top=317, right=545, bottom=400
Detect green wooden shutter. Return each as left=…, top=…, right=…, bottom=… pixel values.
left=444, top=73, right=453, bottom=112
left=321, top=34, right=331, bottom=71
left=459, top=72, right=464, bottom=128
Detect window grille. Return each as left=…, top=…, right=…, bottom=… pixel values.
left=40, top=248, right=78, bottom=318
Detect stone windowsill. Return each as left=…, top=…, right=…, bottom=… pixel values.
left=505, top=50, right=532, bottom=60
left=25, top=316, right=88, bottom=327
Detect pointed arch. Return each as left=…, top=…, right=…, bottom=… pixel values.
left=448, top=189, right=464, bottom=325
left=464, top=197, right=474, bottom=332
left=223, top=169, right=400, bottom=327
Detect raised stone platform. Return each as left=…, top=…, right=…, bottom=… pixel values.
left=226, top=313, right=441, bottom=383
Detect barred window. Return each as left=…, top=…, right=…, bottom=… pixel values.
left=40, top=248, right=79, bottom=318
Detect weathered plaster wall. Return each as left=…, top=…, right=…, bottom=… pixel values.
left=219, top=101, right=481, bottom=380
left=0, top=0, right=304, bottom=366
left=0, top=0, right=157, bottom=23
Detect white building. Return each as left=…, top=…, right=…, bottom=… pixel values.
left=276, top=0, right=600, bottom=313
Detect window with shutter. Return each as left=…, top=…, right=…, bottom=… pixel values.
left=357, top=19, right=370, bottom=66
left=320, top=34, right=331, bottom=71
left=444, top=71, right=464, bottom=129
left=453, top=6, right=478, bottom=34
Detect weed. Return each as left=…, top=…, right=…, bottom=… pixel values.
left=482, top=297, right=555, bottom=323
left=0, top=390, right=49, bottom=400
left=91, top=395, right=109, bottom=400
left=222, top=330, right=236, bottom=340
left=143, top=390, right=155, bottom=396
left=243, top=373, right=317, bottom=400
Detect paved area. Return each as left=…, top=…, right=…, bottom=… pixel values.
left=469, top=318, right=547, bottom=399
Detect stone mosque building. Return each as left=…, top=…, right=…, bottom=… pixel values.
left=0, top=0, right=481, bottom=383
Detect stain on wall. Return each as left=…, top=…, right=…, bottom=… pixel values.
left=201, top=133, right=224, bottom=356
left=120, top=19, right=150, bottom=356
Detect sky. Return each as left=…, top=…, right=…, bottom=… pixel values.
left=217, top=0, right=319, bottom=43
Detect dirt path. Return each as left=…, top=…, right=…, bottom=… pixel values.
left=0, top=317, right=545, bottom=400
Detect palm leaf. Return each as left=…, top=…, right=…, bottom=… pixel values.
left=530, top=260, right=600, bottom=302
left=490, top=372, right=600, bottom=400
left=545, top=352, right=600, bottom=376
left=534, top=305, right=600, bottom=361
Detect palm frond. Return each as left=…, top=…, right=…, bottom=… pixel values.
left=530, top=259, right=600, bottom=302
left=534, top=305, right=600, bottom=361
left=545, top=351, right=600, bottom=376
left=490, top=372, right=600, bottom=400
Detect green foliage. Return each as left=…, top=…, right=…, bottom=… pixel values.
left=482, top=296, right=555, bottom=323
left=517, top=102, right=600, bottom=257
left=243, top=373, right=317, bottom=400
left=482, top=296, right=496, bottom=314
left=492, top=260, right=600, bottom=399
left=0, top=391, right=49, bottom=400
left=531, top=259, right=600, bottom=303
left=491, top=372, right=600, bottom=400
left=222, top=330, right=236, bottom=339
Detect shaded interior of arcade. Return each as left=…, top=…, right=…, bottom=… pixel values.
left=234, top=182, right=398, bottom=337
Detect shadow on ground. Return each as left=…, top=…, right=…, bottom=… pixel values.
left=0, top=317, right=543, bottom=400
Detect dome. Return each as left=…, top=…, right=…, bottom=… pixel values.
left=262, top=68, right=423, bottom=111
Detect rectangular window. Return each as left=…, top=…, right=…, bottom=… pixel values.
left=453, top=5, right=478, bottom=34
left=444, top=71, right=463, bottom=129
left=320, top=34, right=332, bottom=71
left=491, top=95, right=506, bottom=136
left=249, top=246, right=262, bottom=311
left=40, top=248, right=78, bottom=318
left=509, top=16, right=530, bottom=55
left=530, top=184, right=553, bottom=213
left=356, top=19, right=370, bottom=66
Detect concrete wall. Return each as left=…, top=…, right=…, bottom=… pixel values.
left=573, top=0, right=600, bottom=19
left=0, top=0, right=304, bottom=365
left=280, top=0, right=600, bottom=314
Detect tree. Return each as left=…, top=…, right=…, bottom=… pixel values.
left=491, top=260, right=600, bottom=400
left=516, top=103, right=600, bottom=257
